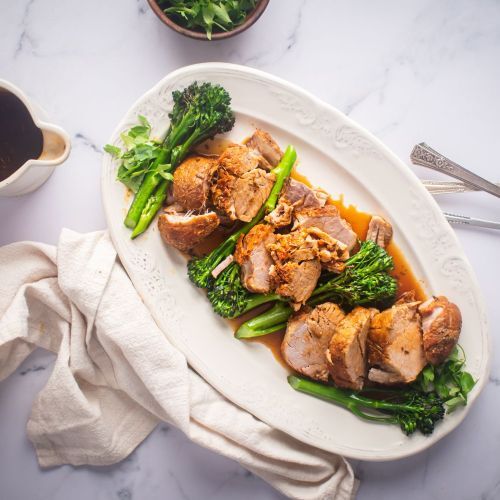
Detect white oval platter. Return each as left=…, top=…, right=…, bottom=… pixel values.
left=101, top=63, right=490, bottom=461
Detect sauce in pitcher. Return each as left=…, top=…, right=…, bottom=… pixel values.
left=0, top=91, right=43, bottom=182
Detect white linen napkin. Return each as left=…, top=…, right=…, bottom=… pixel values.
left=0, top=229, right=357, bottom=500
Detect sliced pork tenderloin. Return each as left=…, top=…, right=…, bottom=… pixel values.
left=418, top=296, right=462, bottom=365
left=367, top=300, right=426, bottom=385
left=282, top=303, right=346, bottom=381
left=293, top=205, right=358, bottom=252
left=267, top=227, right=349, bottom=305
left=266, top=178, right=328, bottom=228
left=245, top=129, right=283, bottom=167
left=366, top=215, right=393, bottom=249
left=211, top=144, right=275, bottom=222
left=172, top=155, right=217, bottom=211
left=272, top=260, right=322, bottom=307
left=326, top=307, right=376, bottom=390
left=158, top=205, right=219, bottom=252
left=234, top=224, right=276, bottom=294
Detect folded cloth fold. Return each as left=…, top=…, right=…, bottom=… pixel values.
left=0, top=229, right=357, bottom=500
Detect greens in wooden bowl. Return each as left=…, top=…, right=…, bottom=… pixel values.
left=149, top=0, right=269, bottom=40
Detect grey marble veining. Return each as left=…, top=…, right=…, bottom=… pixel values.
left=1, top=1, right=500, bottom=499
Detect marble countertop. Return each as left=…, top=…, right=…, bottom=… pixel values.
left=1, top=1, right=500, bottom=499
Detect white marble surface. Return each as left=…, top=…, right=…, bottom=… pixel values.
left=1, top=1, right=500, bottom=499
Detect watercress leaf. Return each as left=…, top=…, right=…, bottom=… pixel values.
left=104, top=144, right=122, bottom=157
left=120, top=132, right=136, bottom=150
left=159, top=171, right=174, bottom=182
left=448, top=345, right=461, bottom=361
left=459, top=371, right=476, bottom=397
left=434, top=372, right=451, bottom=399
left=421, top=365, right=435, bottom=392
left=137, top=115, right=151, bottom=130
left=128, top=126, right=150, bottom=141
left=445, top=395, right=466, bottom=413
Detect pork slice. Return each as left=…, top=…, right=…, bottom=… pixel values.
left=294, top=206, right=358, bottom=252
left=158, top=206, right=219, bottom=252
left=272, top=260, right=321, bottom=305
left=217, top=143, right=269, bottom=175
left=326, top=307, right=375, bottom=390
left=211, top=143, right=275, bottom=221
left=232, top=169, right=275, bottom=222
left=282, top=179, right=328, bottom=208
left=245, top=129, right=283, bottom=167
left=282, top=303, right=346, bottom=381
left=268, top=228, right=320, bottom=263
left=266, top=179, right=328, bottom=228
left=307, top=227, right=349, bottom=273
left=418, top=296, right=462, bottom=365
left=234, top=224, right=276, bottom=294
left=396, top=290, right=418, bottom=304
left=367, top=301, right=426, bottom=385
left=267, top=227, right=348, bottom=304
left=172, top=155, right=217, bottom=211
left=366, top=215, right=393, bottom=249
left=265, top=201, right=294, bottom=228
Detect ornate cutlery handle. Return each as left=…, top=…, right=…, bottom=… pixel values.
left=411, top=143, right=500, bottom=198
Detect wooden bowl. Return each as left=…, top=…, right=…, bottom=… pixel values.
left=147, top=0, right=270, bottom=40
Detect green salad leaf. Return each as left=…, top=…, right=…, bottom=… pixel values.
left=104, top=115, right=162, bottom=193
left=158, top=0, right=258, bottom=39
left=413, top=345, right=476, bottom=413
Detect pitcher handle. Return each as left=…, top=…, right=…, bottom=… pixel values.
left=32, top=121, right=71, bottom=166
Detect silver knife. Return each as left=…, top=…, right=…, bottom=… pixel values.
left=411, top=143, right=500, bottom=198
left=444, top=212, right=500, bottom=230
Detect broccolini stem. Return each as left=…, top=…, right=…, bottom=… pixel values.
left=131, top=180, right=169, bottom=239
left=264, top=146, right=297, bottom=213
left=240, top=292, right=283, bottom=315
left=235, top=302, right=291, bottom=339
left=129, top=126, right=213, bottom=238
left=287, top=376, right=397, bottom=424
left=124, top=149, right=169, bottom=229
left=125, top=124, right=203, bottom=232
left=235, top=145, right=298, bottom=237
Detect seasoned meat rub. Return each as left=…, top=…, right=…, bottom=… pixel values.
left=234, top=224, right=276, bottom=294
left=367, top=300, right=426, bottom=385
left=282, top=303, right=346, bottom=381
left=158, top=205, right=219, bottom=252
left=419, top=296, right=462, bottom=365
left=173, top=155, right=217, bottom=211
left=326, top=307, right=375, bottom=390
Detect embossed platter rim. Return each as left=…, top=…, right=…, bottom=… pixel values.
left=101, top=63, right=490, bottom=461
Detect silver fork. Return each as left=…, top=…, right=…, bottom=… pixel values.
left=422, top=179, right=500, bottom=195
left=411, top=143, right=500, bottom=198
left=411, top=143, right=500, bottom=230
